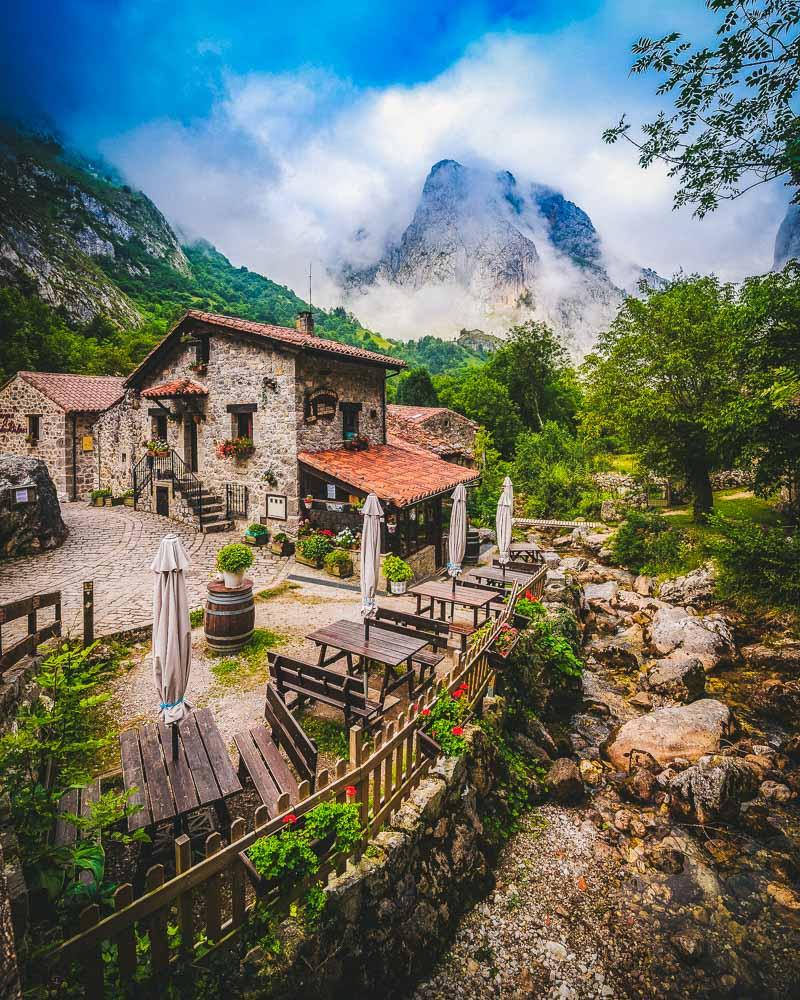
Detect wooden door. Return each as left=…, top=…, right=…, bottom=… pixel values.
left=156, top=486, right=169, bottom=517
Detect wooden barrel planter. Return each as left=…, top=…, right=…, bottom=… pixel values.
left=204, top=579, right=255, bottom=654
left=464, top=526, right=481, bottom=565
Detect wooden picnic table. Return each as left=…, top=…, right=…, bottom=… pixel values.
left=466, top=566, right=536, bottom=588
left=306, top=617, right=429, bottom=701
left=120, top=707, right=242, bottom=833
left=509, top=541, right=543, bottom=563
left=409, top=580, right=497, bottom=627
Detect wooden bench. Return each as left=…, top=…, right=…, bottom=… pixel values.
left=54, top=779, right=102, bottom=885
left=269, top=653, right=384, bottom=731
left=493, top=559, right=542, bottom=573
left=448, top=621, right=476, bottom=653
left=372, top=608, right=449, bottom=692
left=233, top=684, right=319, bottom=817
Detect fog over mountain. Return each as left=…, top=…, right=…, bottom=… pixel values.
left=339, top=159, right=662, bottom=357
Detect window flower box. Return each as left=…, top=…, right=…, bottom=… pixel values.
left=216, top=437, right=255, bottom=461
left=325, top=549, right=354, bottom=578
left=342, top=435, right=369, bottom=452
left=270, top=533, right=294, bottom=557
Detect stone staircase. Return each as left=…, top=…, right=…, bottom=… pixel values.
left=174, top=479, right=232, bottom=533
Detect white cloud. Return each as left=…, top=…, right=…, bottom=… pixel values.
left=104, top=9, right=789, bottom=338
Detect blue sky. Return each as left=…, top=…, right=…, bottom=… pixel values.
left=0, top=0, right=790, bottom=327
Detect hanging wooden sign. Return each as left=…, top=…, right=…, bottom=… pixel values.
left=305, top=388, right=338, bottom=423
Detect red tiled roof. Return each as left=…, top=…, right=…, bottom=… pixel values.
left=298, top=443, right=479, bottom=507
left=386, top=404, right=478, bottom=428
left=127, top=310, right=406, bottom=385
left=140, top=378, right=208, bottom=399
left=386, top=406, right=474, bottom=462
left=17, top=372, right=125, bottom=413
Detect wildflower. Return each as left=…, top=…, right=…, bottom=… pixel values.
left=283, top=813, right=298, bottom=825
left=452, top=689, right=464, bottom=700
left=345, top=785, right=357, bottom=799
left=421, top=707, right=431, bottom=716
left=451, top=726, right=464, bottom=737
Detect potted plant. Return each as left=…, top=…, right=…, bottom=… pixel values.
left=90, top=488, right=111, bottom=507
left=244, top=522, right=270, bottom=546
left=216, top=437, right=255, bottom=461
left=240, top=800, right=363, bottom=898
left=334, top=527, right=356, bottom=550
left=383, top=554, right=413, bottom=594
left=304, top=494, right=315, bottom=508
left=270, top=532, right=294, bottom=557
left=145, top=438, right=169, bottom=457
left=216, top=542, right=255, bottom=588
left=296, top=533, right=334, bottom=569
left=324, top=549, right=354, bottom=579
left=122, top=489, right=135, bottom=508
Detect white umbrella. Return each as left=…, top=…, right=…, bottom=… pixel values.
left=448, top=482, right=468, bottom=597
left=496, top=476, right=514, bottom=577
left=360, top=493, right=383, bottom=696
left=151, top=535, right=192, bottom=758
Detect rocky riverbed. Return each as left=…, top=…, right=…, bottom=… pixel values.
left=412, top=528, right=800, bottom=999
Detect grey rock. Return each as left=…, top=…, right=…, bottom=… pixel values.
left=547, top=759, right=585, bottom=804
left=658, top=564, right=716, bottom=607
left=753, top=678, right=800, bottom=722
left=741, top=640, right=800, bottom=673
left=583, top=581, right=618, bottom=607
left=645, top=654, right=706, bottom=703
left=669, top=754, right=761, bottom=825
left=648, top=605, right=735, bottom=671
left=633, top=574, right=653, bottom=596
left=0, top=455, right=67, bottom=557
left=604, top=699, right=733, bottom=770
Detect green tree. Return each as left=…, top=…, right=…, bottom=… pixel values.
left=394, top=366, right=439, bottom=407
left=583, top=276, right=740, bottom=520
left=725, top=264, right=800, bottom=517
left=511, top=422, right=597, bottom=519
left=437, top=369, right=523, bottom=457
left=468, top=427, right=510, bottom=523
left=604, top=0, right=800, bottom=216
left=485, top=320, right=580, bottom=430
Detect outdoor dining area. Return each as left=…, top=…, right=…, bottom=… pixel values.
left=112, top=476, right=544, bottom=843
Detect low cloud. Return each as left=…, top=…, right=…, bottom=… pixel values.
left=105, top=16, right=789, bottom=339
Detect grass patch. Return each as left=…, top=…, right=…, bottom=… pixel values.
left=298, top=712, right=350, bottom=761
left=602, top=452, right=638, bottom=475
left=189, top=608, right=204, bottom=628
left=210, top=627, right=286, bottom=689
left=663, top=488, right=783, bottom=535
left=256, top=581, right=300, bottom=601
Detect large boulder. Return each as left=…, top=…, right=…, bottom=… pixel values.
left=586, top=624, right=645, bottom=672
left=669, top=755, right=761, bottom=825
left=0, top=455, right=67, bottom=558
left=603, top=699, right=734, bottom=770
left=648, top=606, right=736, bottom=671
left=645, top=654, right=706, bottom=703
left=658, top=564, right=716, bottom=607
left=753, top=679, right=800, bottom=723
left=546, top=759, right=585, bottom=803
left=741, top=641, right=800, bottom=674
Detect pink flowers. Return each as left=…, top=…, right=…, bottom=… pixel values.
left=283, top=813, right=298, bottom=825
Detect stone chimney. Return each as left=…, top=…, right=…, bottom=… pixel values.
left=295, top=311, right=315, bottom=335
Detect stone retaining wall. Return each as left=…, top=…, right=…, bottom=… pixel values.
left=242, top=722, right=504, bottom=998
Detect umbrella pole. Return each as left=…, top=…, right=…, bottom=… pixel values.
left=171, top=721, right=179, bottom=761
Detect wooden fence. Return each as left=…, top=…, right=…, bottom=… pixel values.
left=513, top=517, right=604, bottom=530
left=0, top=591, right=61, bottom=676
left=44, top=593, right=516, bottom=995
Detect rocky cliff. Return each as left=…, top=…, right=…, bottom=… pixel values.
left=773, top=203, right=800, bottom=270
left=0, top=127, right=188, bottom=327
left=341, top=159, right=660, bottom=356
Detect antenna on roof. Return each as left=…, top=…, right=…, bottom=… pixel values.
left=308, top=261, right=312, bottom=311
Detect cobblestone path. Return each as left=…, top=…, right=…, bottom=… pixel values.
left=0, top=503, right=286, bottom=639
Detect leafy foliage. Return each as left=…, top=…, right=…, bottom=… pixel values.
left=705, top=513, right=800, bottom=609
left=382, top=554, right=413, bottom=582
left=426, top=685, right=469, bottom=756
left=609, top=510, right=688, bottom=575
left=297, top=533, right=334, bottom=563
left=511, top=421, right=599, bottom=519
left=215, top=542, right=254, bottom=574
left=394, top=366, right=439, bottom=406
left=604, top=0, right=800, bottom=216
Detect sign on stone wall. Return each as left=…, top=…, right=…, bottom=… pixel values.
left=0, top=414, right=25, bottom=433
left=266, top=494, right=287, bottom=520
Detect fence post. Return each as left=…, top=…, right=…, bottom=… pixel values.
left=79, top=904, right=104, bottom=997
left=349, top=726, right=369, bottom=837
left=83, top=581, right=94, bottom=646
left=174, top=835, right=193, bottom=955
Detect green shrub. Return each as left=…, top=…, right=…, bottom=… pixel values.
left=511, top=422, right=599, bottom=519
left=609, top=510, right=686, bottom=575
left=189, top=608, right=204, bottom=628
left=426, top=684, right=469, bottom=756
left=383, top=554, right=413, bottom=583
left=705, top=514, right=800, bottom=611
left=216, top=542, right=254, bottom=574
left=324, top=549, right=353, bottom=570
left=90, top=488, right=111, bottom=500
left=298, top=534, right=334, bottom=563
left=514, top=595, right=547, bottom=621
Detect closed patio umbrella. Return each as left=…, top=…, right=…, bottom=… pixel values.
left=448, top=482, right=468, bottom=597
left=496, top=476, right=514, bottom=577
left=360, top=493, right=383, bottom=696
left=151, top=534, right=192, bottom=758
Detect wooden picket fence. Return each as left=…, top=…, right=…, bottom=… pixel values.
left=44, top=591, right=517, bottom=995
left=0, top=590, right=61, bottom=676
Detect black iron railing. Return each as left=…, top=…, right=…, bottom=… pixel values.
left=133, top=448, right=206, bottom=512
left=226, top=482, right=248, bottom=520
left=132, top=453, right=152, bottom=507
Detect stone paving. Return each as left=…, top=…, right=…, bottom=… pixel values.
left=0, top=503, right=287, bottom=639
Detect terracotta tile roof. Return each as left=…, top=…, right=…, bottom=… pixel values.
left=127, top=310, right=405, bottom=385
left=140, top=378, right=208, bottom=399
left=386, top=405, right=475, bottom=462
left=386, top=404, right=478, bottom=428
left=17, top=372, right=125, bottom=413
left=298, top=443, right=479, bottom=507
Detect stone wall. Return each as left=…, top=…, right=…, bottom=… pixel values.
left=240, top=724, right=504, bottom=999
left=418, top=409, right=478, bottom=457
left=0, top=456, right=68, bottom=558
left=295, top=355, right=385, bottom=454
left=0, top=378, right=69, bottom=499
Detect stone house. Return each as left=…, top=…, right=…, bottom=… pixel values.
left=0, top=372, right=124, bottom=500
left=387, top=405, right=479, bottom=467
left=94, top=310, right=479, bottom=570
